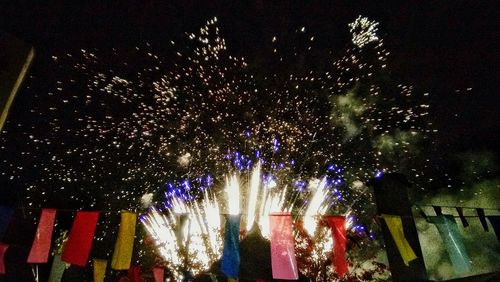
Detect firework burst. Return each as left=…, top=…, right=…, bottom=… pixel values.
left=142, top=164, right=357, bottom=280
left=1, top=15, right=431, bottom=280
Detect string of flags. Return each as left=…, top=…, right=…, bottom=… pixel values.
left=0, top=208, right=154, bottom=281
left=381, top=205, right=500, bottom=275
left=0, top=206, right=349, bottom=281
left=1, top=204, right=499, bottom=280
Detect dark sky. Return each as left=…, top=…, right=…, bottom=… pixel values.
left=1, top=0, right=498, bottom=154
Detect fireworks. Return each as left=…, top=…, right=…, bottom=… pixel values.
left=349, top=16, right=380, bottom=48
left=142, top=164, right=352, bottom=279
left=0, top=14, right=433, bottom=280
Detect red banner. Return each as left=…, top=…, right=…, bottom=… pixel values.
left=27, top=208, right=57, bottom=263
left=152, top=266, right=164, bottom=282
left=128, top=265, right=142, bottom=282
left=0, top=243, right=8, bottom=274
left=324, top=215, right=348, bottom=278
left=269, top=212, right=299, bottom=280
left=61, top=211, right=99, bottom=267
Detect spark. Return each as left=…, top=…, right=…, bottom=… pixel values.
left=225, top=175, right=240, bottom=215
left=303, top=177, right=330, bottom=235
left=349, top=16, right=380, bottom=48
left=246, top=163, right=261, bottom=231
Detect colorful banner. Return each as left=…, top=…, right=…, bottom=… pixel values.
left=221, top=214, right=241, bottom=279
left=429, top=214, right=471, bottom=274
left=432, top=206, right=442, bottom=216
left=27, top=208, right=57, bottom=263
left=456, top=207, right=469, bottom=228
left=324, top=215, right=348, bottom=278
left=269, top=212, right=299, bottom=280
left=487, top=216, right=500, bottom=242
left=152, top=266, right=164, bottom=282
left=0, top=243, right=8, bottom=274
left=48, top=255, right=67, bottom=282
left=93, top=259, right=107, bottom=282
left=128, top=265, right=142, bottom=282
left=476, top=208, right=488, bottom=231
left=380, top=214, right=418, bottom=266
left=61, top=211, right=99, bottom=267
left=111, top=211, right=137, bottom=270
left=0, top=206, right=14, bottom=240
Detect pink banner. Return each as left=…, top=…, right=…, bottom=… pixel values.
left=324, top=215, right=348, bottom=278
left=152, top=266, right=164, bottom=282
left=269, top=212, right=299, bottom=280
left=61, top=211, right=99, bottom=267
left=0, top=243, right=8, bottom=274
left=27, top=208, right=57, bottom=263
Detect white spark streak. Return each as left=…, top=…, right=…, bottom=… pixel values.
left=303, top=177, right=329, bottom=235
left=225, top=175, right=240, bottom=215
left=246, top=163, right=261, bottom=231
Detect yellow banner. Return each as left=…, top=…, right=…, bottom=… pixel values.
left=93, top=259, right=107, bottom=282
left=111, top=211, right=137, bottom=270
left=381, top=214, right=418, bottom=266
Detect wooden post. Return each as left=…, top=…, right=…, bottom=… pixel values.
left=370, top=173, right=428, bottom=281
left=0, top=32, right=34, bottom=131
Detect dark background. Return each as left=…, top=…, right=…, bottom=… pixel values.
left=1, top=0, right=498, bottom=156
left=0, top=1, right=498, bottom=280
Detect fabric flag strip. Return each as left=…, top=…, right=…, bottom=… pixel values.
left=0, top=243, right=8, bottom=274
left=324, top=215, right=348, bottom=278
left=221, top=214, right=241, bottom=279
left=0, top=206, right=14, bottom=240
left=93, top=259, right=107, bottom=282
left=476, top=208, right=488, bottom=231
left=27, top=208, right=57, bottom=263
left=380, top=214, right=418, bottom=266
left=111, top=211, right=137, bottom=270
left=487, top=216, right=500, bottom=243
left=48, top=255, right=67, bottom=282
left=152, top=266, right=164, bottom=282
left=433, top=206, right=443, bottom=216
left=456, top=207, right=469, bottom=228
left=61, top=211, right=99, bottom=267
left=429, top=214, right=471, bottom=274
left=269, top=212, right=299, bottom=280
left=128, top=265, right=142, bottom=282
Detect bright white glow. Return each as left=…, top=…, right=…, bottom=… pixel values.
left=142, top=209, right=181, bottom=278
left=142, top=194, right=223, bottom=280
left=225, top=175, right=240, bottom=215
left=303, top=177, right=329, bottom=235
left=266, top=178, right=277, bottom=189
left=142, top=167, right=339, bottom=277
left=258, top=185, right=290, bottom=238
left=246, top=163, right=261, bottom=231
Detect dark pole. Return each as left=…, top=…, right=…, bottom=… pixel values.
left=369, top=173, right=428, bottom=281
left=0, top=32, right=34, bottom=132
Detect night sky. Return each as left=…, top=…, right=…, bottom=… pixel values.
left=0, top=1, right=498, bottom=280
left=1, top=1, right=498, bottom=156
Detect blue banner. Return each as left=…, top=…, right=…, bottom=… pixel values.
left=487, top=216, right=500, bottom=242
left=430, top=215, right=471, bottom=274
left=0, top=206, right=13, bottom=240
left=221, top=214, right=241, bottom=278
